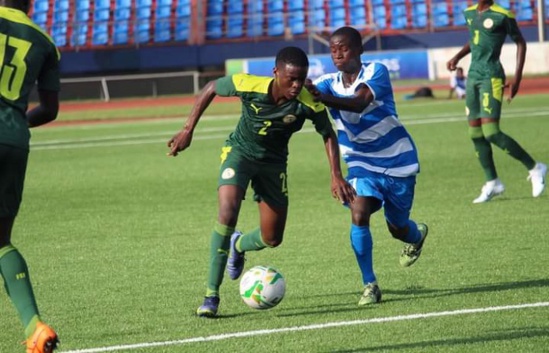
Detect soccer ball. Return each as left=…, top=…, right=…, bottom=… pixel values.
left=239, top=265, right=286, bottom=310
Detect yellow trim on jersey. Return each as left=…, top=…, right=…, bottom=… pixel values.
left=0, top=6, right=60, bottom=60
left=490, top=4, right=515, bottom=18
left=491, top=78, right=503, bottom=102
left=465, top=4, right=477, bottom=12
left=297, top=88, right=325, bottom=113
left=231, top=73, right=271, bottom=93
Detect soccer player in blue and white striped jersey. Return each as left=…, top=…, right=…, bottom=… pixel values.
left=307, top=26, right=429, bottom=306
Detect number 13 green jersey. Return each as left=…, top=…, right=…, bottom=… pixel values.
left=0, top=6, right=60, bottom=149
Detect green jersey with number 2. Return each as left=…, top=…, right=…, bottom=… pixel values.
left=0, top=6, right=60, bottom=149
left=215, top=73, right=333, bottom=163
left=464, top=3, right=520, bottom=79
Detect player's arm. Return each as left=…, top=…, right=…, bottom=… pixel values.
left=316, top=84, right=372, bottom=113
left=167, top=80, right=217, bottom=156
left=27, top=90, right=59, bottom=127
left=447, top=43, right=470, bottom=71
left=322, top=126, right=356, bottom=204
left=507, top=19, right=527, bottom=102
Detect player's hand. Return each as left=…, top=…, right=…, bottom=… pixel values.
left=167, top=129, right=193, bottom=157
left=331, top=177, right=356, bottom=204
left=505, top=79, right=521, bottom=104
left=446, top=58, right=458, bottom=71
left=304, top=79, right=321, bottom=101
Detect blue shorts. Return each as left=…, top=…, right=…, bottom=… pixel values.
left=347, top=171, right=416, bottom=228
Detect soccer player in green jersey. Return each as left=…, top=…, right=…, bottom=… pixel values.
left=0, top=0, right=60, bottom=351
left=168, top=46, right=356, bottom=317
left=447, top=0, right=546, bottom=203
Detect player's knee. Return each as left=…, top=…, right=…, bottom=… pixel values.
left=484, top=131, right=505, bottom=146
left=387, top=223, right=408, bottom=241
left=351, top=211, right=370, bottom=227
left=468, top=126, right=484, bottom=140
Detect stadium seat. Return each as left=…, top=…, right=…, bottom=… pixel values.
left=92, top=23, right=108, bottom=45
left=115, top=0, right=131, bottom=8
left=33, top=0, right=48, bottom=13
left=136, top=6, right=152, bottom=19
left=247, top=0, right=263, bottom=37
left=154, top=20, right=171, bottom=42
left=176, top=4, right=190, bottom=17
left=268, top=1, right=283, bottom=12
left=227, top=0, right=243, bottom=14
left=289, top=0, right=304, bottom=11
left=498, top=0, right=511, bottom=10
left=309, top=8, right=326, bottom=29
left=53, top=10, right=69, bottom=22
left=208, top=0, right=224, bottom=15
left=114, top=7, right=130, bottom=20
left=373, top=6, right=387, bottom=29
left=71, top=24, right=88, bottom=46
left=350, top=5, right=366, bottom=26
left=289, top=11, right=306, bottom=34
left=157, top=6, right=171, bottom=18
left=452, top=3, right=468, bottom=26
left=206, top=18, right=223, bottom=39
left=32, top=12, right=47, bottom=25
left=329, top=7, right=346, bottom=28
left=267, top=12, right=284, bottom=36
left=95, top=0, right=110, bottom=9
left=372, top=0, right=385, bottom=5
left=432, top=3, right=449, bottom=28
left=135, top=20, right=151, bottom=43
left=516, top=2, right=534, bottom=21
left=75, top=9, right=90, bottom=22
left=227, top=16, right=244, bottom=38
left=54, top=0, right=69, bottom=11
left=412, top=3, right=427, bottom=28
left=113, top=21, right=129, bottom=44
left=52, top=22, right=67, bottom=46
left=349, top=0, right=365, bottom=6
left=175, top=17, right=190, bottom=40
left=390, top=5, right=407, bottom=29
left=309, top=0, right=324, bottom=9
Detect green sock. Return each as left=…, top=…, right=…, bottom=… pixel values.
left=205, top=223, right=234, bottom=297
left=0, top=245, right=41, bottom=337
left=237, top=228, right=268, bottom=252
left=484, top=129, right=536, bottom=170
left=471, top=137, right=498, bottom=181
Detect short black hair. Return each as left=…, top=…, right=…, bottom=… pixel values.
left=275, top=46, right=309, bottom=68
left=331, top=26, right=363, bottom=50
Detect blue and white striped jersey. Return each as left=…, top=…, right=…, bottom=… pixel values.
left=313, top=62, right=419, bottom=177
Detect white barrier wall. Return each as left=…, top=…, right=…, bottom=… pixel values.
left=430, top=42, right=549, bottom=80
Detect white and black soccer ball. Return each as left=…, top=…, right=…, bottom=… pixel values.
left=239, top=265, right=286, bottom=310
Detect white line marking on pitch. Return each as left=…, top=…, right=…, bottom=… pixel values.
left=60, top=302, right=549, bottom=353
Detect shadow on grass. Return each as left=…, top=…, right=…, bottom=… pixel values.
left=327, top=326, right=549, bottom=352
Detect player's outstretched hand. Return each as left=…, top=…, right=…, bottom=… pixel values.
left=304, top=79, right=321, bottom=101
left=331, top=178, right=356, bottom=204
left=167, top=129, right=193, bottom=157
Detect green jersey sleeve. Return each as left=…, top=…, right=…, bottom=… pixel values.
left=215, top=75, right=238, bottom=97
left=297, top=89, right=332, bottom=137
left=503, top=15, right=522, bottom=42
left=37, top=44, right=60, bottom=92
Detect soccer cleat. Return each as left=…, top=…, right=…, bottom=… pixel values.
left=25, top=322, right=59, bottom=353
left=358, top=282, right=382, bottom=306
left=527, top=162, right=547, bottom=197
left=400, top=223, right=429, bottom=267
left=196, top=296, right=220, bottom=318
left=472, top=179, right=505, bottom=203
left=227, top=231, right=245, bottom=280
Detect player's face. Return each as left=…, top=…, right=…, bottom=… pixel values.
left=330, top=35, right=362, bottom=72
left=273, top=63, right=308, bottom=100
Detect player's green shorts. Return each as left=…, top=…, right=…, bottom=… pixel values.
left=465, top=76, right=504, bottom=120
left=0, top=145, right=29, bottom=217
left=218, top=146, right=288, bottom=207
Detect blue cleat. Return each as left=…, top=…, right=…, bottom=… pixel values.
left=227, top=231, right=245, bottom=280
left=196, top=296, right=220, bottom=317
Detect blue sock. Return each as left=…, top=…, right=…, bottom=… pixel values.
left=350, top=224, right=376, bottom=284
left=402, top=220, right=421, bottom=244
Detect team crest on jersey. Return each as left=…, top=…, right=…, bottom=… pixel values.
left=483, top=18, right=494, bottom=29
left=221, top=168, right=235, bottom=179
left=282, top=114, right=297, bottom=124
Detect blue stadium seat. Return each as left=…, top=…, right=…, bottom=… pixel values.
left=33, top=0, right=48, bottom=13
left=175, top=17, right=190, bottom=40
left=75, top=9, right=90, bottom=22
left=289, top=11, right=305, bottom=34
left=227, top=16, right=244, bottom=38
left=208, top=0, right=223, bottom=15
left=134, top=20, right=151, bottom=43
left=289, top=0, right=304, bottom=11
left=158, top=0, right=173, bottom=5
left=372, top=0, right=384, bottom=5
left=328, top=0, right=344, bottom=7
left=92, top=23, right=108, bottom=45
left=52, top=22, right=67, bottom=43
left=157, top=6, right=171, bottom=18
left=432, top=3, right=449, bottom=28
left=114, top=7, right=130, bottom=20
left=206, top=18, right=223, bottom=39
left=267, top=12, right=284, bottom=36
left=309, top=0, right=324, bottom=9
left=329, top=7, right=346, bottom=28
left=247, top=13, right=263, bottom=37
left=176, top=3, right=191, bottom=17
left=453, top=3, right=468, bottom=26
left=516, top=2, right=533, bottom=21
left=373, top=6, right=387, bottom=29
left=268, top=1, right=283, bottom=12
left=136, top=6, right=152, bottom=19
left=113, top=21, right=129, bottom=44
left=498, top=0, right=510, bottom=10
left=32, top=12, right=48, bottom=25
left=54, top=0, right=69, bottom=11
left=54, top=10, right=69, bottom=22
left=94, top=9, right=110, bottom=21
left=154, top=20, right=171, bottom=42
left=412, top=3, right=427, bottom=28
left=76, top=0, right=90, bottom=10
left=227, top=0, right=243, bottom=14
left=137, top=0, right=152, bottom=6
left=115, top=0, right=131, bottom=7
left=350, top=6, right=366, bottom=26
left=71, top=24, right=88, bottom=46
left=390, top=5, right=407, bottom=29
left=95, top=0, right=110, bottom=9
left=309, top=9, right=326, bottom=29
left=349, top=0, right=365, bottom=6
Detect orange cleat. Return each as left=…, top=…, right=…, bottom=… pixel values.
left=25, top=322, right=59, bottom=353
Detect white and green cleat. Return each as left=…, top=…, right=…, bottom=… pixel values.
left=358, top=282, right=382, bottom=306
left=400, top=223, right=429, bottom=267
